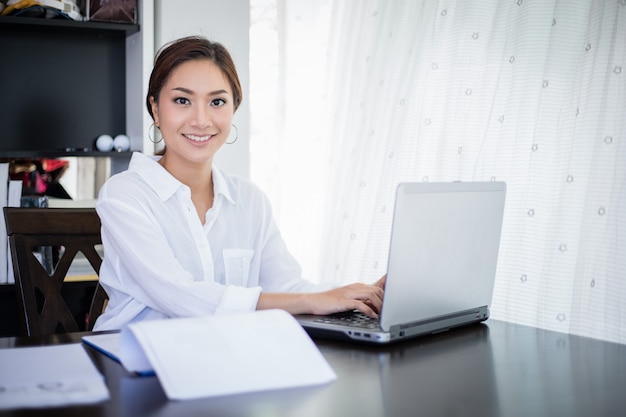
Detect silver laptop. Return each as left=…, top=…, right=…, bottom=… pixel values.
left=296, top=181, right=507, bottom=344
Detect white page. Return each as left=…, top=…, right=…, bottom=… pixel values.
left=119, top=309, right=336, bottom=400
left=0, top=344, right=109, bottom=410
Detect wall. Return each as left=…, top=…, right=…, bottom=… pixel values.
left=154, top=0, right=251, bottom=179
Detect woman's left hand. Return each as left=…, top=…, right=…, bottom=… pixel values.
left=303, top=279, right=385, bottom=318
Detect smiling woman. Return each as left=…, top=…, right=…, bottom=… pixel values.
left=91, top=36, right=386, bottom=331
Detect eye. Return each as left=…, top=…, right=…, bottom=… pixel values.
left=211, top=98, right=226, bottom=107
left=174, top=97, right=190, bottom=105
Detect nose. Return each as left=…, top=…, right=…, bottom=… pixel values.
left=191, top=104, right=212, bottom=128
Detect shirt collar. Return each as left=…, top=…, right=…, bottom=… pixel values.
left=128, top=152, right=235, bottom=205
left=211, top=164, right=235, bottom=205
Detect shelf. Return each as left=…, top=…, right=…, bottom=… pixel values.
left=0, top=3, right=148, bottom=163
left=0, top=151, right=134, bottom=159
left=0, top=14, right=139, bottom=35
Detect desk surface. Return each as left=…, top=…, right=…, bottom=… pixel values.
left=1, top=319, right=625, bottom=417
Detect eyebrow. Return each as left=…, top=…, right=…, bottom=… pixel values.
left=172, top=87, right=230, bottom=96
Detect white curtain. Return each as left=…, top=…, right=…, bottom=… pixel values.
left=250, top=0, right=626, bottom=344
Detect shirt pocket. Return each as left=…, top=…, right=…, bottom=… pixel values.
left=222, top=249, right=254, bottom=287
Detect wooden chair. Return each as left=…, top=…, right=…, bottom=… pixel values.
left=3, top=207, right=108, bottom=337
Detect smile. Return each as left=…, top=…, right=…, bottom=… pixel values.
left=184, top=134, right=212, bottom=142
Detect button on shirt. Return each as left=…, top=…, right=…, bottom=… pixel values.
left=93, top=152, right=325, bottom=330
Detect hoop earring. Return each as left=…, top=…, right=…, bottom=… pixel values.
left=226, top=124, right=238, bottom=145
left=148, top=123, right=163, bottom=144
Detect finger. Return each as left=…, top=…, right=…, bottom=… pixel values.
left=351, top=286, right=383, bottom=313
left=346, top=284, right=382, bottom=302
left=375, top=275, right=387, bottom=289
left=365, top=284, right=384, bottom=304
left=351, top=300, right=378, bottom=319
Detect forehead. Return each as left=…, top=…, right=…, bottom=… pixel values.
left=165, top=59, right=231, bottom=92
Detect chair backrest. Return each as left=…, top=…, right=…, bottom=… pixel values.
left=3, top=207, right=108, bottom=337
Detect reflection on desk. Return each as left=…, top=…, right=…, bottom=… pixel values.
left=0, top=319, right=624, bottom=417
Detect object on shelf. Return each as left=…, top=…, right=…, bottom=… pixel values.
left=88, top=0, right=136, bottom=23
left=113, top=134, right=130, bottom=152
left=96, top=134, right=114, bottom=152
left=8, top=158, right=71, bottom=198
left=1, top=0, right=84, bottom=21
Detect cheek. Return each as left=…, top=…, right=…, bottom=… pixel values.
left=214, top=109, right=235, bottom=127
left=158, top=104, right=185, bottom=127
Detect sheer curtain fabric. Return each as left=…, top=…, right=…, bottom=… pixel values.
left=250, top=0, right=626, bottom=344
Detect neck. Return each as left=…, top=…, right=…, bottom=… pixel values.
left=159, top=154, right=212, bottom=186
left=159, top=154, right=215, bottom=222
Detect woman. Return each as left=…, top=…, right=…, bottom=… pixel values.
left=93, top=36, right=384, bottom=330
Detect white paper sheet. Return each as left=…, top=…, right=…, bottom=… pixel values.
left=116, top=309, right=336, bottom=400
left=0, top=344, right=109, bottom=410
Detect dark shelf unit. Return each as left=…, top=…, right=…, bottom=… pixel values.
left=0, top=14, right=139, bottom=34
left=0, top=15, right=140, bottom=158
left=0, top=15, right=143, bottom=337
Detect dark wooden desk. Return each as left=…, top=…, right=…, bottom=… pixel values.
left=1, top=319, right=625, bottom=417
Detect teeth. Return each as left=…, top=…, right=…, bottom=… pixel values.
left=185, top=134, right=210, bottom=142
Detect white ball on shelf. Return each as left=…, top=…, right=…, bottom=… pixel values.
left=113, top=134, right=131, bottom=152
left=96, top=134, right=114, bottom=152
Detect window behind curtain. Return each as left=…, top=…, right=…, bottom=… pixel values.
left=250, top=0, right=626, bottom=344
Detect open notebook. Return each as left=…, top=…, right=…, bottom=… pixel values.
left=296, top=181, right=507, bottom=344
left=83, top=310, right=336, bottom=399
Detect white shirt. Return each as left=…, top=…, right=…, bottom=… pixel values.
left=93, top=152, right=324, bottom=330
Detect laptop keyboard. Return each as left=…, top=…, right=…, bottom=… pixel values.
left=313, top=311, right=381, bottom=329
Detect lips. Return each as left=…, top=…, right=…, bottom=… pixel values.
left=183, top=133, right=212, bottom=142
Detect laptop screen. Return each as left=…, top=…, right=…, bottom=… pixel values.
left=381, top=182, right=507, bottom=331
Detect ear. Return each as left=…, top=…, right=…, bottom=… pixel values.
left=149, top=96, right=160, bottom=127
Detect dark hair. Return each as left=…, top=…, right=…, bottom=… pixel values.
left=146, top=36, right=243, bottom=119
